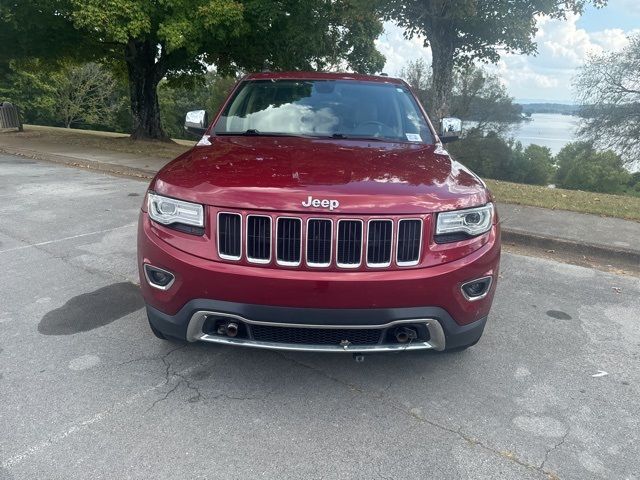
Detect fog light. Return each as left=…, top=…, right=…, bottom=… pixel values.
left=461, top=276, right=492, bottom=301
left=144, top=264, right=175, bottom=290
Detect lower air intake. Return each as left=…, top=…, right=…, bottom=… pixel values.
left=250, top=325, right=382, bottom=345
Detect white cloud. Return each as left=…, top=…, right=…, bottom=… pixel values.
left=375, top=22, right=431, bottom=77
left=590, top=28, right=639, bottom=51
left=377, top=14, right=638, bottom=102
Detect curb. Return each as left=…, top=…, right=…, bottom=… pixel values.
left=0, top=145, right=155, bottom=180
left=501, top=228, right=640, bottom=268
left=2, top=144, right=638, bottom=268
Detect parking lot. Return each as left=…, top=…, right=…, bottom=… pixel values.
left=1, top=153, right=639, bottom=479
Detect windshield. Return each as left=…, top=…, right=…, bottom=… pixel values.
left=214, top=79, right=433, bottom=143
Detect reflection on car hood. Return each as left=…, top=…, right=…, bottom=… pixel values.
left=152, top=136, right=489, bottom=214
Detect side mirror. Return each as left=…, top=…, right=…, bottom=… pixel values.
left=184, top=110, right=208, bottom=137
left=439, top=117, right=462, bottom=143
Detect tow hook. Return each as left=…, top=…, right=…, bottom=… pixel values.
left=353, top=353, right=365, bottom=363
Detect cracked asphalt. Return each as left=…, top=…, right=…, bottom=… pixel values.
left=1, top=154, right=639, bottom=480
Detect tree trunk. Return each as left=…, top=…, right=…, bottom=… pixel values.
left=429, top=24, right=456, bottom=123
left=125, top=39, right=168, bottom=141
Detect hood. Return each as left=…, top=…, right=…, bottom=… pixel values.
left=152, top=136, right=489, bottom=215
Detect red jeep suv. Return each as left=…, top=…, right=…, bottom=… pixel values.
left=137, top=72, right=500, bottom=354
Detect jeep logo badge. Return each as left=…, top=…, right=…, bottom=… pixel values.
left=301, top=195, right=339, bottom=211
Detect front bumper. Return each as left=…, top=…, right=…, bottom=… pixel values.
left=146, top=299, right=488, bottom=352
left=139, top=210, right=499, bottom=352
left=138, top=213, right=500, bottom=324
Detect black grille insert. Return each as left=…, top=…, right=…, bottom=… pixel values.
left=337, top=220, right=362, bottom=266
left=277, top=217, right=302, bottom=265
left=218, top=213, right=241, bottom=259
left=250, top=325, right=382, bottom=345
left=307, top=219, right=332, bottom=266
left=246, top=215, right=271, bottom=262
left=367, top=220, right=393, bottom=266
left=397, top=219, right=421, bottom=265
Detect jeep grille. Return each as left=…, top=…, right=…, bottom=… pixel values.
left=216, top=211, right=423, bottom=269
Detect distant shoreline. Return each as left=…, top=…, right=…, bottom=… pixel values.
left=518, top=103, right=580, bottom=116
left=510, top=113, right=579, bottom=154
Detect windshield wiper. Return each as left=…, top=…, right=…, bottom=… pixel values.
left=217, top=130, right=313, bottom=137
left=330, top=133, right=387, bottom=142
left=215, top=129, right=262, bottom=136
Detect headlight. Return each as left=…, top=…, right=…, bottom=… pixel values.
left=436, top=203, right=493, bottom=239
left=147, top=192, right=204, bottom=227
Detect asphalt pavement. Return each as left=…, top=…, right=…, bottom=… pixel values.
left=1, top=154, right=639, bottom=480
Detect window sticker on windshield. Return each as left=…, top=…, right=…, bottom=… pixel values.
left=406, top=133, right=422, bottom=142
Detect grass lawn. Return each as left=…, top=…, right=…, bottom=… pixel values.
left=2, top=125, right=638, bottom=222
left=486, top=179, right=640, bottom=222
left=12, top=124, right=192, bottom=159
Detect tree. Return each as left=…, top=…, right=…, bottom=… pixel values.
left=510, top=144, right=554, bottom=185
left=400, top=58, right=432, bottom=104
left=53, top=63, right=118, bottom=128
left=555, top=142, right=630, bottom=194
left=447, top=131, right=516, bottom=180
left=383, top=0, right=606, bottom=120
left=399, top=60, right=521, bottom=131
left=0, top=59, right=58, bottom=126
left=1, top=0, right=384, bottom=140
left=447, top=132, right=554, bottom=185
left=629, top=172, right=640, bottom=196
left=451, top=65, right=522, bottom=132
left=575, top=34, right=640, bottom=167
left=159, top=72, right=237, bottom=139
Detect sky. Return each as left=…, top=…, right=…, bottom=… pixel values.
left=375, top=0, right=640, bottom=104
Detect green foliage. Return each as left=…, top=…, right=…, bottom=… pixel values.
left=555, top=142, right=631, bottom=194
left=448, top=132, right=515, bottom=181
left=159, top=72, right=237, bottom=139
left=511, top=145, right=555, bottom=186
left=0, top=60, right=57, bottom=125
left=0, top=60, right=131, bottom=132
left=52, top=63, right=120, bottom=128
left=0, top=1, right=99, bottom=64
left=628, top=172, right=640, bottom=196
left=449, top=136, right=634, bottom=194
left=1, top=0, right=385, bottom=139
left=448, top=133, right=554, bottom=186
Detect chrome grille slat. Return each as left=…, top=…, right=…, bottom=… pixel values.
left=307, top=219, right=332, bottom=267
left=337, top=220, right=363, bottom=268
left=246, top=215, right=271, bottom=263
left=367, top=219, right=393, bottom=267
left=396, top=219, right=422, bottom=266
left=276, top=217, right=302, bottom=266
left=217, top=212, right=241, bottom=260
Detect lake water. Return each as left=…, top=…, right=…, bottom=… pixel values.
left=509, top=113, right=580, bottom=154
